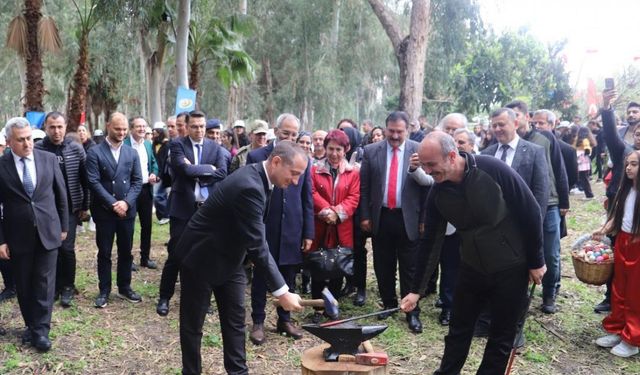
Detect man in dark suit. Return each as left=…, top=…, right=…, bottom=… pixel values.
left=245, top=113, right=314, bottom=344
left=35, top=111, right=89, bottom=308
left=482, top=108, right=550, bottom=212
left=124, top=116, right=159, bottom=270
left=86, top=112, right=143, bottom=308
left=359, top=110, right=429, bottom=333
left=156, top=110, right=227, bottom=316
left=177, top=141, right=305, bottom=375
left=0, top=117, right=69, bottom=352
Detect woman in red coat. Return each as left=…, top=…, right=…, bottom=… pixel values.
left=309, top=130, right=360, bottom=321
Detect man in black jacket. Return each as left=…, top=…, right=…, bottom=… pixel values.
left=35, top=112, right=89, bottom=307
left=402, top=131, right=545, bottom=375
left=176, top=141, right=305, bottom=375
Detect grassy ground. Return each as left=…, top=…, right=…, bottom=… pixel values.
left=0, top=180, right=639, bottom=374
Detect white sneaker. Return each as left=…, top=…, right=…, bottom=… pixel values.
left=158, top=218, right=170, bottom=225
left=596, top=334, right=622, bottom=348
left=611, top=341, right=639, bottom=357
left=570, top=188, right=584, bottom=195
left=88, top=218, right=96, bottom=232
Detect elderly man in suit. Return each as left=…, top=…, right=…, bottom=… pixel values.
left=360, top=110, right=430, bottom=333
left=0, top=117, right=68, bottom=352
left=156, top=110, right=227, bottom=316
left=245, top=113, right=314, bottom=344
left=482, top=108, right=550, bottom=212
left=86, top=112, right=143, bottom=309
left=176, top=141, right=305, bottom=375
left=124, top=116, right=159, bottom=270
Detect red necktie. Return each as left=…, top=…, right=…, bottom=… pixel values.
left=387, top=147, right=398, bottom=209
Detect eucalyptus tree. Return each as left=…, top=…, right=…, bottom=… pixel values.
left=368, top=0, right=430, bottom=123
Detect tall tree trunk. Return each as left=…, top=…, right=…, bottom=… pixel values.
left=141, top=23, right=168, bottom=124
left=175, top=0, right=191, bottom=89
left=67, top=31, right=90, bottom=131
left=24, top=0, right=44, bottom=111
left=227, top=83, right=238, bottom=126
left=260, top=56, right=275, bottom=126
left=368, top=0, right=431, bottom=122
left=16, top=56, right=27, bottom=107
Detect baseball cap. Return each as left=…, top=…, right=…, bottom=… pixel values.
left=206, top=118, right=222, bottom=130
left=557, top=121, right=570, bottom=129
left=93, top=129, right=104, bottom=136
left=233, top=120, right=246, bottom=128
left=250, top=120, right=269, bottom=134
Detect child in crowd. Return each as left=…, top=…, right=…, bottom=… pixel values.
left=594, top=150, right=640, bottom=357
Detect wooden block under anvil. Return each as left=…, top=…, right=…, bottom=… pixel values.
left=301, top=344, right=389, bottom=375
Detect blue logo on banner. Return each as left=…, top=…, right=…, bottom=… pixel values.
left=175, top=86, right=197, bottom=115
left=25, top=112, right=46, bottom=128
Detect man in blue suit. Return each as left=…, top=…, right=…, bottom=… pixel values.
left=246, top=113, right=314, bottom=345
left=86, top=112, right=143, bottom=308
left=124, top=116, right=159, bottom=270
left=156, top=110, right=227, bottom=316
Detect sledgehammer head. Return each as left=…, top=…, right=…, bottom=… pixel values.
left=321, top=287, right=340, bottom=319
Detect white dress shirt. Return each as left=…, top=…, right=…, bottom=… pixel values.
left=12, top=151, right=37, bottom=189
left=383, top=141, right=405, bottom=208
left=130, top=135, right=150, bottom=184
left=495, top=134, right=520, bottom=167
left=105, top=138, right=123, bottom=163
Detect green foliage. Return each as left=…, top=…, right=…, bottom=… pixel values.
left=452, top=30, right=574, bottom=116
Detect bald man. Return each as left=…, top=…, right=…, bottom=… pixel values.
left=86, top=112, right=144, bottom=308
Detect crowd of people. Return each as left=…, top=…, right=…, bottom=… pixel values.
left=0, top=89, right=638, bottom=374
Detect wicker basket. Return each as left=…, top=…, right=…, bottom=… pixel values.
left=571, top=234, right=614, bottom=286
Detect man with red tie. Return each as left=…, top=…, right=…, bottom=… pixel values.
left=359, top=111, right=431, bottom=333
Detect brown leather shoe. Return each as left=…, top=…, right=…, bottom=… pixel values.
left=277, top=320, right=303, bottom=339
left=249, top=324, right=265, bottom=345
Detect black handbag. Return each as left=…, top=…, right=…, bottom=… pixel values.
left=304, top=226, right=353, bottom=280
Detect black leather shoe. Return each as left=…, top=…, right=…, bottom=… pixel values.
left=0, top=287, right=16, bottom=303
left=439, top=308, right=451, bottom=326
left=118, top=289, right=142, bottom=303
left=141, top=259, right=158, bottom=269
left=377, top=307, right=398, bottom=320
left=95, top=293, right=109, bottom=308
left=435, top=298, right=444, bottom=308
left=407, top=313, right=423, bottom=334
left=594, top=298, right=611, bottom=314
left=156, top=298, right=169, bottom=316
left=60, top=286, right=74, bottom=307
left=353, top=288, right=366, bottom=307
left=33, top=335, right=52, bottom=352
left=21, top=328, right=31, bottom=345
left=276, top=320, right=303, bottom=339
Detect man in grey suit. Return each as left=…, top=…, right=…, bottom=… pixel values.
left=0, top=118, right=69, bottom=352
left=482, top=108, right=550, bottom=212
left=360, top=111, right=430, bottom=333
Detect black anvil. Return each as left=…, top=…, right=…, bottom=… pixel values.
left=302, top=322, right=388, bottom=361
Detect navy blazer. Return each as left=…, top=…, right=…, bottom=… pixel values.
left=359, top=139, right=425, bottom=241
left=177, top=163, right=286, bottom=290
left=86, top=141, right=143, bottom=221
left=246, top=142, right=314, bottom=265
left=482, top=139, right=550, bottom=214
left=0, top=149, right=69, bottom=251
left=168, top=136, right=227, bottom=220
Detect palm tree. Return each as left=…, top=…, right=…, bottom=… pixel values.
left=5, top=0, right=61, bottom=112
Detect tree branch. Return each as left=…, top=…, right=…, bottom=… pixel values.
left=367, top=0, right=403, bottom=51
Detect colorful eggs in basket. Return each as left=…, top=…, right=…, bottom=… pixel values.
left=578, top=240, right=614, bottom=263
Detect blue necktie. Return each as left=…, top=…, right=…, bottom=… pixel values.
left=195, top=144, right=209, bottom=199
left=21, top=157, right=35, bottom=197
